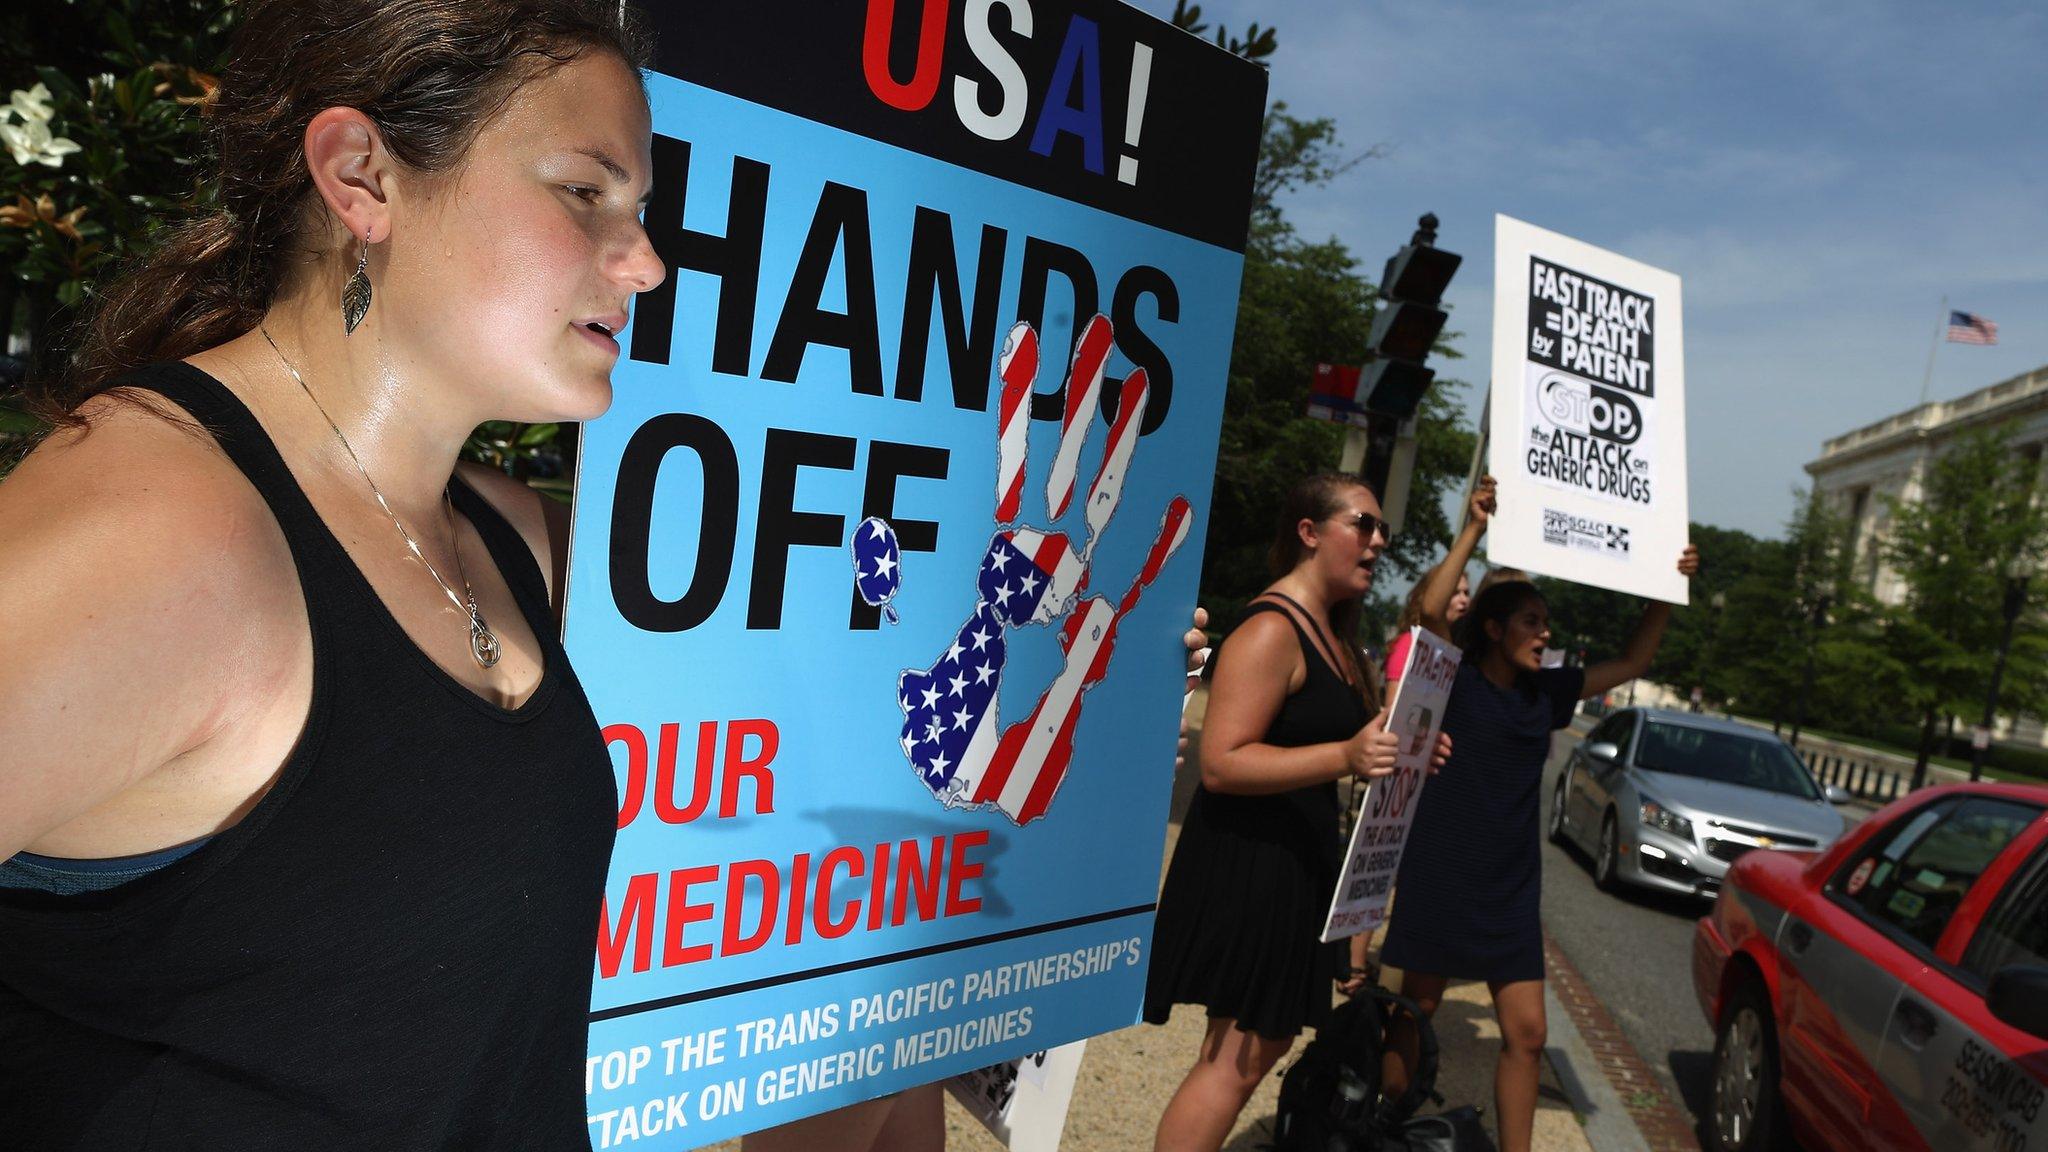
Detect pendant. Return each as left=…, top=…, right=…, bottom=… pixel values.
left=342, top=241, right=374, bottom=332
left=469, top=605, right=502, bottom=669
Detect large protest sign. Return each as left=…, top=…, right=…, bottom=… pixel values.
left=1488, top=216, right=1689, bottom=604
left=1320, top=628, right=1460, bottom=942
left=564, top=4, right=1265, bottom=1145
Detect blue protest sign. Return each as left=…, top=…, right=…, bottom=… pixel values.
left=566, top=4, right=1264, bottom=1144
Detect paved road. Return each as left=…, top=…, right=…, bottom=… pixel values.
left=1538, top=723, right=1869, bottom=1139
left=1538, top=727, right=1719, bottom=1132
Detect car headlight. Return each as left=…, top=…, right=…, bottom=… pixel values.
left=1639, top=797, right=1694, bottom=841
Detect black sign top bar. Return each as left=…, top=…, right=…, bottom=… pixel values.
left=634, top=0, right=1268, bottom=254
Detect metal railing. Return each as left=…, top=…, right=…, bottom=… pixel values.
left=1801, top=750, right=1908, bottom=803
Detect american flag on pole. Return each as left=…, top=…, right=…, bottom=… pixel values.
left=1946, top=311, right=1999, bottom=345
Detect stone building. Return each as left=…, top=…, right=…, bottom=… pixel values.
left=1804, top=363, right=2048, bottom=742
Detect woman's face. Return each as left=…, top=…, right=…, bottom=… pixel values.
left=1448, top=575, right=1471, bottom=621
left=1308, top=484, right=1386, bottom=599
left=1488, top=597, right=1553, bottom=673
left=379, top=52, right=664, bottom=423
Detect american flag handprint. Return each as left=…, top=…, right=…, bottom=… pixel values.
left=851, top=516, right=902, bottom=624
left=890, top=313, right=1193, bottom=826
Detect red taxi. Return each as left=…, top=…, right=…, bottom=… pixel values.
left=1692, top=782, right=2048, bottom=1152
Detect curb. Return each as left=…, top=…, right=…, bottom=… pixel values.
left=1541, top=979, right=1651, bottom=1152
left=1543, top=933, right=1702, bottom=1152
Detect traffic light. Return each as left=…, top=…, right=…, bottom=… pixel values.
left=1358, top=214, right=1461, bottom=418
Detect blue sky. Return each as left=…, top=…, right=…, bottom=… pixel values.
left=1137, top=0, right=2048, bottom=539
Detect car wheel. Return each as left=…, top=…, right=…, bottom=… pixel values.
left=1708, top=980, right=1785, bottom=1152
left=1549, top=779, right=1570, bottom=845
left=1595, top=812, right=1623, bottom=892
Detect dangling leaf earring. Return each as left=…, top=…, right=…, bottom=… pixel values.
left=341, top=235, right=372, bottom=335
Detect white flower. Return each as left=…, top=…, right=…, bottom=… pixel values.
left=0, top=117, right=81, bottom=168
left=7, top=83, right=55, bottom=125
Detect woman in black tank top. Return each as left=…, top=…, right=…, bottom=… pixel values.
left=0, top=6, right=665, bottom=1148
left=1146, top=473, right=1445, bottom=1152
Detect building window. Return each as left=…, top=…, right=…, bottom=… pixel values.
left=1846, top=486, right=1873, bottom=586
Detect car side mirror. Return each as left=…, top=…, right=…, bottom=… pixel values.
left=1587, top=742, right=1620, bottom=765
left=1824, top=784, right=1852, bottom=805
left=1988, top=965, right=2048, bottom=1041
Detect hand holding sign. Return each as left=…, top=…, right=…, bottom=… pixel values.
left=1347, top=703, right=1402, bottom=781
left=1322, top=628, right=1462, bottom=941
left=1467, top=474, right=1497, bottom=530
left=892, top=313, right=1193, bottom=825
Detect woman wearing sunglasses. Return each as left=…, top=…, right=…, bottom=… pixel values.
left=1144, top=473, right=1448, bottom=1152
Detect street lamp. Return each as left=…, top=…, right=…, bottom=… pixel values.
left=1970, top=575, right=2031, bottom=782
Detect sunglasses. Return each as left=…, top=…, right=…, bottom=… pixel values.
left=1331, top=511, right=1393, bottom=543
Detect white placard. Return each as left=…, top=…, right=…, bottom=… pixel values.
left=946, top=1041, right=1086, bottom=1151
left=1488, top=215, right=1690, bottom=604
left=1321, top=628, right=1462, bottom=942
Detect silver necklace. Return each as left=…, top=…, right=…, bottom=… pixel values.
left=259, top=326, right=502, bottom=669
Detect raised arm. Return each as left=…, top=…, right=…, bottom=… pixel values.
left=1199, top=613, right=1397, bottom=795
left=1581, top=545, right=1701, bottom=699
left=1418, top=476, right=1495, bottom=639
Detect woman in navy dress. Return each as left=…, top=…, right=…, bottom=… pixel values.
left=1378, top=477, right=1698, bottom=1152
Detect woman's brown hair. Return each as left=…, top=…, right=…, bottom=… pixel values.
left=37, top=0, right=649, bottom=421
left=1266, top=472, right=1382, bottom=710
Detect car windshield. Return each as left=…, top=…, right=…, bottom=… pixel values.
left=1632, top=723, right=1819, bottom=799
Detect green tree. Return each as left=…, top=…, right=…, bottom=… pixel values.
left=1534, top=521, right=1775, bottom=695
left=1773, top=491, right=1898, bottom=737
left=1536, top=492, right=1906, bottom=733
left=1, top=1, right=231, bottom=344
left=1688, top=492, right=1904, bottom=734
left=1168, top=2, right=1278, bottom=62
left=1, top=0, right=233, bottom=464
left=1193, top=105, right=1474, bottom=628
left=1882, top=430, right=2048, bottom=784
left=0, top=1, right=571, bottom=488
left=1169, top=0, right=1476, bottom=631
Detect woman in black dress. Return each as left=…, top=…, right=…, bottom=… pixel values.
left=1378, top=478, right=1698, bottom=1152
left=1147, top=473, right=1443, bottom=1152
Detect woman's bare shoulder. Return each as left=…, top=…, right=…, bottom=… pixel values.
left=1215, top=604, right=1305, bottom=671
left=0, top=395, right=311, bottom=854
left=1229, top=604, right=1301, bottom=644
left=7, top=393, right=289, bottom=563
left=1, top=397, right=303, bottom=750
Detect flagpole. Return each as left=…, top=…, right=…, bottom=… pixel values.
left=1919, top=295, right=1947, bottom=407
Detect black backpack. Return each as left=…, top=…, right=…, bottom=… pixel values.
left=1271, top=984, right=1495, bottom=1152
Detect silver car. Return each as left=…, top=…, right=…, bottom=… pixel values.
left=1550, top=708, right=1848, bottom=898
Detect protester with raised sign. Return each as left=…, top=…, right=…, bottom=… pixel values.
left=0, top=4, right=670, bottom=1146
left=1145, top=473, right=1450, bottom=1152
left=1377, top=477, right=1698, bottom=1152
